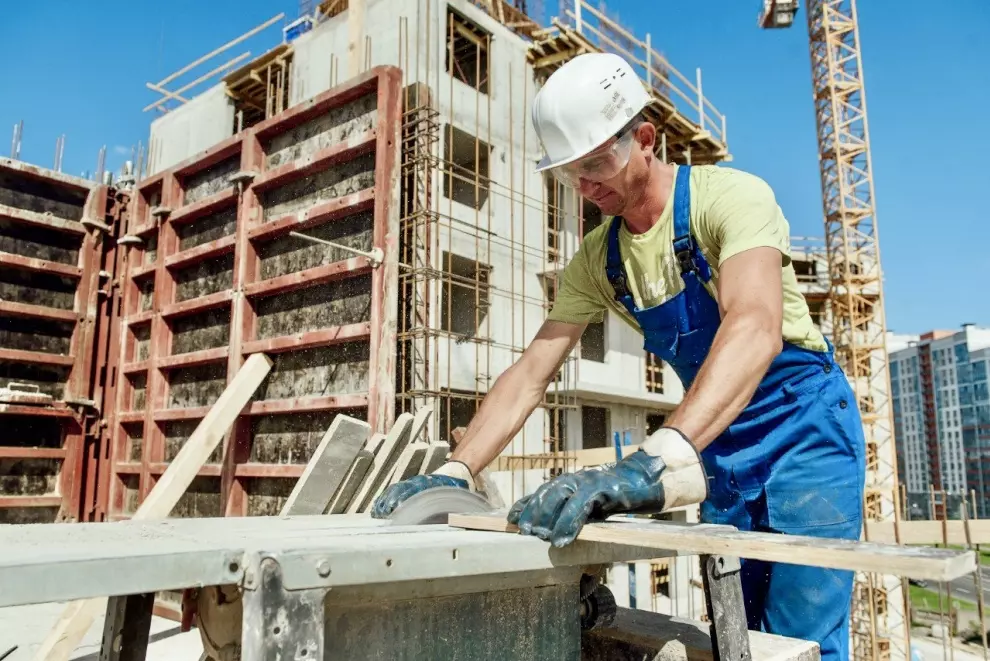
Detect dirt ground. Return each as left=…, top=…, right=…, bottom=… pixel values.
left=0, top=602, right=203, bottom=660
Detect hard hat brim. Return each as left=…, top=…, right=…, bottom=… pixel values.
left=534, top=141, right=603, bottom=174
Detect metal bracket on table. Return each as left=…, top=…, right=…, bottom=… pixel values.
left=241, top=554, right=329, bottom=661
left=289, top=230, right=384, bottom=268
left=700, top=554, right=752, bottom=661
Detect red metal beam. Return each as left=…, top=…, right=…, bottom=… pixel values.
left=0, top=300, right=77, bottom=323
left=0, top=447, right=67, bottom=459
left=0, top=202, right=85, bottom=235
left=241, top=322, right=371, bottom=355
left=366, top=65, right=402, bottom=434
left=246, top=189, right=375, bottom=241
left=0, top=496, right=63, bottom=508
left=167, top=188, right=239, bottom=225
left=246, top=394, right=369, bottom=415
left=157, top=347, right=229, bottom=370
left=0, top=251, right=82, bottom=279
left=235, top=463, right=304, bottom=478
left=164, top=234, right=237, bottom=270
left=0, top=347, right=75, bottom=367
left=250, top=131, right=377, bottom=192
left=0, top=404, right=75, bottom=417
left=160, top=289, right=234, bottom=319
left=242, top=257, right=373, bottom=299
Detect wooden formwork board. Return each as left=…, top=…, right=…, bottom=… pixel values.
left=105, top=66, right=403, bottom=521
left=0, top=158, right=116, bottom=524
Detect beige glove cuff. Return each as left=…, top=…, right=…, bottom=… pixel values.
left=432, top=460, right=478, bottom=492
left=640, top=427, right=709, bottom=509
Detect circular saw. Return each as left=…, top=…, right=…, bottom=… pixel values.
left=386, top=486, right=495, bottom=525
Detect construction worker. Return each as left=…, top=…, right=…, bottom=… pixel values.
left=373, top=52, right=866, bottom=660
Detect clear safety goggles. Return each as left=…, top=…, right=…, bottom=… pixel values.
left=549, top=127, right=636, bottom=189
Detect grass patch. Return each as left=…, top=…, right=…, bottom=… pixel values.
left=910, top=584, right=977, bottom=612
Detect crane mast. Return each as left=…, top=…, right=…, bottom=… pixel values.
left=760, top=1, right=907, bottom=659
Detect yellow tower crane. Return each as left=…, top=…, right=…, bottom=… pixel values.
left=759, top=2, right=906, bottom=660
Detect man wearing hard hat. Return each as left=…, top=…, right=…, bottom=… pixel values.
left=375, top=52, right=865, bottom=660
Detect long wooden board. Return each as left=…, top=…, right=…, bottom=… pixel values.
left=33, top=353, right=274, bottom=661
left=448, top=513, right=977, bottom=583
left=865, top=519, right=990, bottom=546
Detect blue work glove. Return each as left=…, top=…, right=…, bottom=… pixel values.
left=371, top=460, right=475, bottom=519
left=507, top=428, right=708, bottom=547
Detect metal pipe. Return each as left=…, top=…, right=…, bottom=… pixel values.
left=288, top=231, right=384, bottom=267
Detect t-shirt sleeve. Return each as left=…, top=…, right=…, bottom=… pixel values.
left=702, top=170, right=792, bottom=267
left=546, top=244, right=609, bottom=325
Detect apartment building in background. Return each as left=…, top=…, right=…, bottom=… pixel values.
left=889, top=324, right=990, bottom=517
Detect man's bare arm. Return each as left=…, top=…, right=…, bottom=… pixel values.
left=665, top=246, right=784, bottom=450
left=451, top=319, right=586, bottom=475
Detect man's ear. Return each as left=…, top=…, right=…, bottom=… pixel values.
left=636, top=121, right=656, bottom=153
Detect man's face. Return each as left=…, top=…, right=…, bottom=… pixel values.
left=574, top=123, right=653, bottom=217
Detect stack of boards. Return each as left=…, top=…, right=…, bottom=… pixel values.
left=283, top=408, right=450, bottom=516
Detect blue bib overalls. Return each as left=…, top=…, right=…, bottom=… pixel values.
left=604, top=166, right=866, bottom=660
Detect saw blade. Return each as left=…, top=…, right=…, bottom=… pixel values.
left=387, top=487, right=494, bottom=525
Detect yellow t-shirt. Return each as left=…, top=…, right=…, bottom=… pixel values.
left=547, top=164, right=827, bottom=353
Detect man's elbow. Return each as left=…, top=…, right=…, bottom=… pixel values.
left=732, top=308, right=782, bottom=361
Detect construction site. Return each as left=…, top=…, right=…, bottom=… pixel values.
left=0, top=1, right=988, bottom=660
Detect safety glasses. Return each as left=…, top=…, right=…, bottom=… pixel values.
left=549, top=127, right=636, bottom=189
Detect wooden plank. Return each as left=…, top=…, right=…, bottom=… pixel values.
left=31, top=352, right=273, bottom=661
left=584, top=607, right=819, bottom=661
left=448, top=514, right=978, bottom=583
left=347, top=412, right=415, bottom=514
left=865, top=520, right=990, bottom=546
left=280, top=415, right=371, bottom=516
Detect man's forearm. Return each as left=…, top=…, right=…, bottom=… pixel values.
left=449, top=364, right=549, bottom=475
left=665, top=312, right=781, bottom=451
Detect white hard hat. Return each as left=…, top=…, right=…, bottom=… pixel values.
left=532, top=52, right=651, bottom=173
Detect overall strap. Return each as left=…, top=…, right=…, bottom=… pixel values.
left=605, top=216, right=636, bottom=311
left=671, top=166, right=712, bottom=282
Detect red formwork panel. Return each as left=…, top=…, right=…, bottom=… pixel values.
left=0, top=158, right=119, bottom=523
left=105, top=66, right=402, bottom=520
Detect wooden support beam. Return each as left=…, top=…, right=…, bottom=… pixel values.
left=449, top=513, right=977, bottom=583
left=31, top=353, right=273, bottom=661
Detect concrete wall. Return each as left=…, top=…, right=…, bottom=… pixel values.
left=147, top=85, right=235, bottom=175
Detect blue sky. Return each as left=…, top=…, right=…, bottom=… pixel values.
left=1, top=1, right=987, bottom=335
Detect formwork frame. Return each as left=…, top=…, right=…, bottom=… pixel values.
left=104, top=67, right=402, bottom=521
left=0, top=158, right=120, bottom=524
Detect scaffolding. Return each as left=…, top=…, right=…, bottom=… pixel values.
left=392, top=2, right=583, bottom=503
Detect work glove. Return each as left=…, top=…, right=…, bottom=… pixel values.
left=507, top=427, right=708, bottom=547
left=371, top=460, right=476, bottom=519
